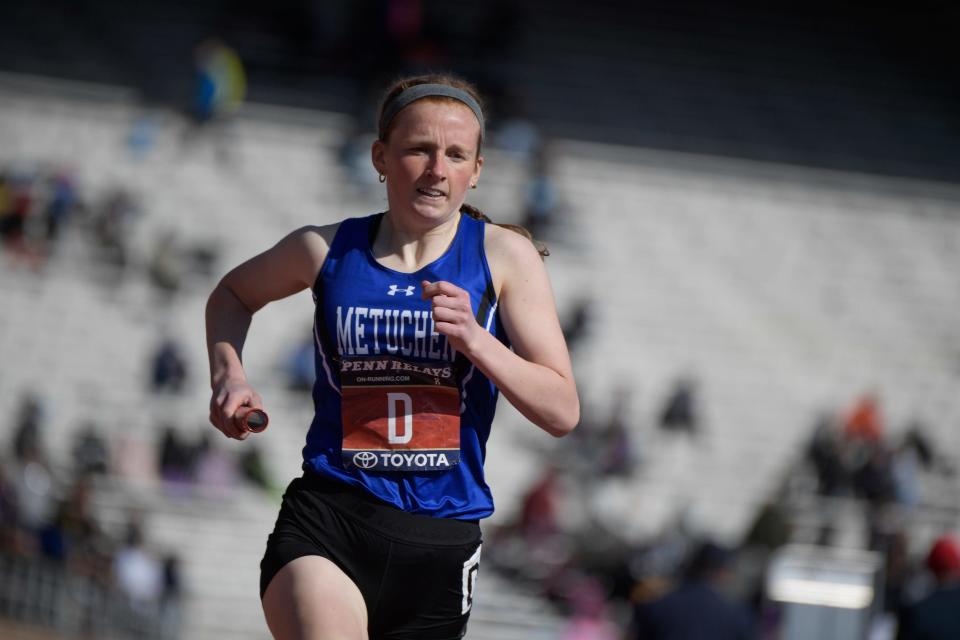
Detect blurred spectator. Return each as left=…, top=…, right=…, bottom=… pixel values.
left=523, top=144, right=560, bottom=240
left=806, top=413, right=848, bottom=497
left=184, top=240, right=219, bottom=279
left=659, top=376, right=700, bottom=437
left=742, top=499, right=791, bottom=552
left=38, top=499, right=71, bottom=563
left=57, top=476, right=107, bottom=569
left=113, top=432, right=159, bottom=482
left=151, top=338, right=189, bottom=393
left=193, top=433, right=238, bottom=492
left=597, top=384, right=637, bottom=477
left=0, top=170, right=11, bottom=225
left=11, top=393, right=55, bottom=532
left=897, top=535, right=960, bottom=640
left=150, top=231, right=219, bottom=292
left=72, top=422, right=111, bottom=475
left=93, top=187, right=138, bottom=273
left=158, top=426, right=195, bottom=484
left=114, top=520, right=163, bottom=607
left=0, top=460, right=17, bottom=551
left=852, top=443, right=896, bottom=505
left=283, top=330, right=317, bottom=392
left=239, top=444, right=275, bottom=493
left=0, top=170, right=36, bottom=261
left=37, top=479, right=100, bottom=565
left=160, top=552, right=184, bottom=634
left=42, top=167, right=79, bottom=250
left=149, top=231, right=184, bottom=295
left=902, top=422, right=934, bottom=470
left=629, top=541, right=755, bottom=640
left=127, top=111, right=161, bottom=161
left=161, top=553, right=183, bottom=605
left=13, top=392, right=47, bottom=464
left=11, top=457, right=56, bottom=537
left=519, top=466, right=562, bottom=542
left=38, top=476, right=101, bottom=564
left=188, top=37, right=246, bottom=162
left=191, top=37, right=246, bottom=126
left=562, top=296, right=592, bottom=354
left=844, top=392, right=884, bottom=443
left=891, top=437, right=921, bottom=508
left=883, top=530, right=916, bottom=616
left=561, top=574, right=619, bottom=640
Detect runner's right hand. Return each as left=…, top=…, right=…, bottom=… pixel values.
left=209, top=377, right=264, bottom=440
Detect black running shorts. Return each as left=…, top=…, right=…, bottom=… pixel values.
left=260, top=473, right=483, bottom=640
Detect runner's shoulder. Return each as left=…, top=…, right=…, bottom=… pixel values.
left=484, top=222, right=545, bottom=275
left=298, top=222, right=341, bottom=250
left=287, top=222, right=341, bottom=263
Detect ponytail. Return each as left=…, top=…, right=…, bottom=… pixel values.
left=461, top=203, right=549, bottom=259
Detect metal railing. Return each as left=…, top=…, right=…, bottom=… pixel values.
left=0, top=554, right=180, bottom=640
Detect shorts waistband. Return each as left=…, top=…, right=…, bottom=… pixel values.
left=297, top=472, right=481, bottom=547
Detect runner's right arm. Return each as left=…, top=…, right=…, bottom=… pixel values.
left=206, top=225, right=335, bottom=439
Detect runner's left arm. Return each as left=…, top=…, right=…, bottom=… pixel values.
left=423, top=228, right=578, bottom=437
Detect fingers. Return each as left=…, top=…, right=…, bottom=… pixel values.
left=421, top=280, right=464, bottom=300
left=209, top=402, right=243, bottom=440
left=423, top=283, right=471, bottom=324
left=421, top=280, right=479, bottom=353
left=210, top=402, right=247, bottom=440
left=430, top=303, right=468, bottom=324
left=209, top=385, right=263, bottom=440
left=422, top=281, right=470, bottom=312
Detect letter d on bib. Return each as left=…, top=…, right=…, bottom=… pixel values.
left=387, top=392, right=413, bottom=444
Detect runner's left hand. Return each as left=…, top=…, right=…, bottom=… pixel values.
left=422, top=280, right=480, bottom=355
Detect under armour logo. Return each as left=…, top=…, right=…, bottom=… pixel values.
left=387, top=285, right=415, bottom=296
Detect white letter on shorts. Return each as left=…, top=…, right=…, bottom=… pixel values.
left=461, top=544, right=482, bottom=614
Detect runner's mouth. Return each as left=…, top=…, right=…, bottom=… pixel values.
left=416, top=188, right=445, bottom=198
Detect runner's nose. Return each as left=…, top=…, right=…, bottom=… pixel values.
left=426, top=152, right=447, bottom=179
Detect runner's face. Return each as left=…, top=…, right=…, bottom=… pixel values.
left=373, top=100, right=483, bottom=225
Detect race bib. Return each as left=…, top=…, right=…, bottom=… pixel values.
left=340, top=354, right=460, bottom=471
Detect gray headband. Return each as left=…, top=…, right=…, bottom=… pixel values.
left=378, top=83, right=485, bottom=141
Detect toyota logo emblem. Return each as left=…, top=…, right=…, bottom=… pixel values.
left=353, top=452, right=378, bottom=469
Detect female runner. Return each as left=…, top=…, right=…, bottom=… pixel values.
left=206, top=73, right=579, bottom=639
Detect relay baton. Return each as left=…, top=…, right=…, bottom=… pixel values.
left=235, top=406, right=269, bottom=433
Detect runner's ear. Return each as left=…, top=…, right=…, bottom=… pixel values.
left=371, top=140, right=387, bottom=176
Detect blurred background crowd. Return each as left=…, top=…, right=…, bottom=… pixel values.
left=2, top=1, right=960, bottom=639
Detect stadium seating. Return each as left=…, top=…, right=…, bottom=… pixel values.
left=2, top=76, right=960, bottom=637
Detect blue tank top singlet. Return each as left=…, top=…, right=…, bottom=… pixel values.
left=304, top=212, right=508, bottom=520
